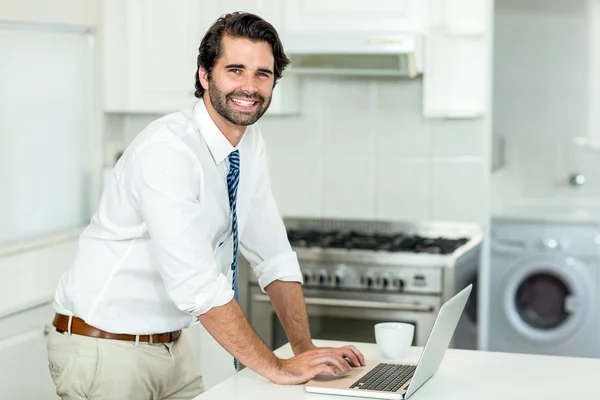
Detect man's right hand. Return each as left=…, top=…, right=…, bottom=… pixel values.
left=268, top=348, right=354, bottom=385
left=199, top=300, right=357, bottom=386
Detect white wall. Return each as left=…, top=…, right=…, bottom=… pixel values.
left=109, top=76, right=491, bottom=226
left=492, top=0, right=600, bottom=213
left=0, top=0, right=99, bottom=26
left=0, top=1, right=99, bottom=297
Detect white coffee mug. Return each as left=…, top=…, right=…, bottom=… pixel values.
left=374, top=322, right=414, bottom=359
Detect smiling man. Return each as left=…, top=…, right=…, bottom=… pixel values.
left=46, top=12, right=364, bottom=400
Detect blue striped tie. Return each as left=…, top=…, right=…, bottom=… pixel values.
left=227, top=150, right=240, bottom=370
left=227, top=150, right=240, bottom=301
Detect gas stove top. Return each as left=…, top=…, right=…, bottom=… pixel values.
left=244, top=218, right=483, bottom=294
left=286, top=229, right=468, bottom=255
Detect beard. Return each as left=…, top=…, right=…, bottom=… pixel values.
left=207, top=78, right=272, bottom=126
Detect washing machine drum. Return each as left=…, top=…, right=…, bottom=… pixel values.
left=501, top=254, right=592, bottom=343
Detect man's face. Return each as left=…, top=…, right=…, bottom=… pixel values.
left=202, top=35, right=275, bottom=126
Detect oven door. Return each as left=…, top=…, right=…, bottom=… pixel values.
left=249, top=285, right=442, bottom=350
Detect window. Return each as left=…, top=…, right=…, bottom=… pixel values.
left=0, top=22, right=100, bottom=245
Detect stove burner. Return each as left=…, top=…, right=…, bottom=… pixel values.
left=286, top=229, right=468, bottom=254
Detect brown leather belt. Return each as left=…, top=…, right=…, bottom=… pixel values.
left=52, top=314, right=181, bottom=343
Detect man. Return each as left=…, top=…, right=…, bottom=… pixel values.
left=47, top=11, right=365, bottom=400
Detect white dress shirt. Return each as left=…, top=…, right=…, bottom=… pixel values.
left=53, top=99, right=302, bottom=334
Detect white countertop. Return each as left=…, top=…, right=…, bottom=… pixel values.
left=492, top=205, right=600, bottom=225
left=194, top=339, right=600, bottom=400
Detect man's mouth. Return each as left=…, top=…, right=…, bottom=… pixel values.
left=230, top=97, right=259, bottom=110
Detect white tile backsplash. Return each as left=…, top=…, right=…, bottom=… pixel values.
left=374, top=157, right=430, bottom=221
left=259, top=115, right=322, bottom=154
left=107, top=76, right=490, bottom=224
left=321, top=78, right=375, bottom=154
left=322, top=154, right=376, bottom=219
left=430, top=118, right=486, bottom=158
left=515, top=136, right=564, bottom=199
left=374, top=111, right=430, bottom=156
left=494, top=136, right=600, bottom=211
left=267, top=152, right=323, bottom=217
left=374, top=79, right=423, bottom=114
left=431, top=160, right=488, bottom=223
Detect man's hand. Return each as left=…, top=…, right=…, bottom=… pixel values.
left=269, top=348, right=357, bottom=385
left=296, top=343, right=366, bottom=368
left=200, top=300, right=366, bottom=386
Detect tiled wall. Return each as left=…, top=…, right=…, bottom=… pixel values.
left=491, top=0, right=599, bottom=213
left=106, top=76, right=490, bottom=225
left=259, top=77, right=489, bottom=224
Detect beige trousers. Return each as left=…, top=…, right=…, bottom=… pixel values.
left=46, top=328, right=204, bottom=400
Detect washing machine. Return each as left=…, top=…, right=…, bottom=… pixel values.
left=488, top=218, right=600, bottom=358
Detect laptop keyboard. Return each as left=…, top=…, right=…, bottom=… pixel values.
left=349, top=363, right=416, bottom=392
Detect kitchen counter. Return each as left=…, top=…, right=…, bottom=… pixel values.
left=492, top=205, right=600, bottom=225
left=194, top=339, right=600, bottom=400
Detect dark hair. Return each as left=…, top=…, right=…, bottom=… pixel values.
left=194, top=12, right=290, bottom=98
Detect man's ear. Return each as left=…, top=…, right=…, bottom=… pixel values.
left=199, top=67, right=209, bottom=90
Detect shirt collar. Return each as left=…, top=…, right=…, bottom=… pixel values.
left=193, top=99, right=238, bottom=165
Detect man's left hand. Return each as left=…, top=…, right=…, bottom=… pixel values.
left=295, top=343, right=366, bottom=368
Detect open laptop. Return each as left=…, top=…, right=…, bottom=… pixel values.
left=304, top=284, right=472, bottom=399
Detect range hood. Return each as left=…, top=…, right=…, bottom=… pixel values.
left=281, top=32, right=423, bottom=78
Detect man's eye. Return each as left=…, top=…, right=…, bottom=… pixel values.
left=229, top=69, right=241, bottom=74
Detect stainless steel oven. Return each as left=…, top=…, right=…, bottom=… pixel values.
left=239, top=217, right=482, bottom=351
left=248, top=284, right=442, bottom=350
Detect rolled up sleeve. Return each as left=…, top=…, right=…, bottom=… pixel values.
left=128, top=142, right=234, bottom=316
left=239, top=135, right=302, bottom=292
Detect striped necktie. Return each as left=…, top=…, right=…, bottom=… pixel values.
left=227, top=150, right=240, bottom=302
left=226, top=150, right=240, bottom=371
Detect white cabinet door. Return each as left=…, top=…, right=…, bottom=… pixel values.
left=0, top=303, right=58, bottom=400
left=125, top=0, right=202, bottom=113
left=199, top=0, right=283, bottom=32
left=103, top=0, right=299, bottom=115
left=103, top=0, right=202, bottom=114
left=186, top=320, right=236, bottom=391
left=422, top=0, right=491, bottom=118
left=282, top=0, right=424, bottom=33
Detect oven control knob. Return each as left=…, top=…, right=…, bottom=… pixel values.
left=302, top=271, right=313, bottom=285
left=318, top=271, right=328, bottom=285
left=377, top=274, right=391, bottom=289
left=361, top=274, right=374, bottom=289
left=331, top=273, right=343, bottom=288
left=392, top=278, right=405, bottom=291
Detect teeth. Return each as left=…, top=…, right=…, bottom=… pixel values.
left=231, top=98, right=255, bottom=106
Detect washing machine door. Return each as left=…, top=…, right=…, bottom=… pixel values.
left=501, top=254, right=592, bottom=344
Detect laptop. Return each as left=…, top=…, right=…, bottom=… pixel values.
left=304, top=284, right=472, bottom=399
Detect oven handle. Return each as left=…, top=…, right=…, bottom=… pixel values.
left=252, top=295, right=435, bottom=312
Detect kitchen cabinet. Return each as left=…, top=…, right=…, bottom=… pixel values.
left=422, top=0, right=491, bottom=118
left=282, top=0, right=425, bottom=33
left=102, top=0, right=299, bottom=115
left=0, top=302, right=58, bottom=400
left=186, top=320, right=235, bottom=390
left=102, top=0, right=203, bottom=114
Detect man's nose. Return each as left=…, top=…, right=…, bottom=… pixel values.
left=239, top=75, right=259, bottom=95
